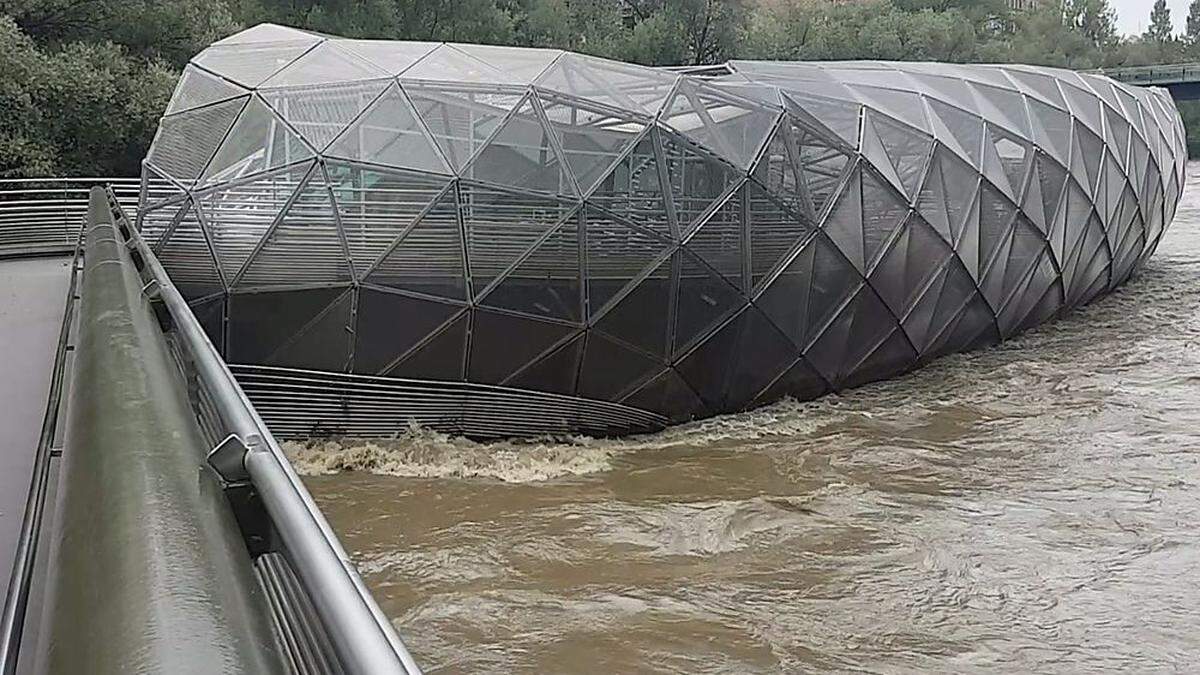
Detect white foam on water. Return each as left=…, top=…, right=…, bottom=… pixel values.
left=282, top=423, right=616, bottom=483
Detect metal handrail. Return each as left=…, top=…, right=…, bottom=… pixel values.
left=0, top=178, right=160, bottom=254
left=105, top=189, right=421, bottom=674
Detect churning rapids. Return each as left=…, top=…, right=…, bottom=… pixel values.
left=292, top=163, right=1200, bottom=673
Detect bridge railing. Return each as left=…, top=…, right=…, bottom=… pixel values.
left=1097, top=62, right=1200, bottom=85
left=105, top=189, right=422, bottom=675
left=0, top=178, right=172, bottom=254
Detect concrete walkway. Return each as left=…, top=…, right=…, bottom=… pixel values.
left=0, top=257, right=70, bottom=596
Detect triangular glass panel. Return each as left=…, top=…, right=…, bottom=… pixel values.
left=622, top=368, right=706, bottom=423
left=1026, top=97, right=1073, bottom=167
left=201, top=97, right=315, bottom=186
left=366, top=186, right=465, bottom=300
left=541, top=96, right=646, bottom=195
left=900, top=258, right=976, bottom=353
left=794, top=127, right=854, bottom=217
left=213, top=24, right=320, bottom=47
left=479, top=220, right=582, bottom=323
left=916, top=151, right=952, bottom=243
left=1061, top=81, right=1103, bottom=136
left=843, top=327, right=917, bottom=390
left=847, top=84, right=929, bottom=133
left=782, top=91, right=861, bottom=149
left=661, top=79, right=777, bottom=169
left=967, top=81, right=1030, bottom=137
left=266, top=290, right=354, bottom=371
left=506, top=333, right=584, bottom=395
left=461, top=184, right=575, bottom=296
left=867, top=110, right=933, bottom=200
left=981, top=217, right=1045, bottom=314
left=584, top=206, right=671, bottom=315
left=987, top=124, right=1033, bottom=202
left=749, top=356, right=827, bottom=410
left=672, top=249, right=746, bottom=355
left=956, top=190, right=982, bottom=282
left=166, top=65, right=248, bottom=115
left=674, top=312, right=745, bottom=409
left=685, top=190, right=744, bottom=291
left=752, top=124, right=809, bottom=219
left=756, top=232, right=862, bottom=352
left=1071, top=121, right=1102, bottom=196
left=354, top=290, right=462, bottom=374
left=467, top=310, right=575, bottom=385
left=577, top=332, right=662, bottom=401
left=327, top=164, right=452, bottom=280
left=199, top=162, right=315, bottom=283
left=262, top=79, right=391, bottom=151
left=228, top=287, right=344, bottom=363
left=587, top=132, right=672, bottom=239
left=400, top=44, right=511, bottom=84
left=1003, top=68, right=1067, bottom=110
left=148, top=96, right=247, bottom=184
left=237, top=171, right=351, bottom=289
left=341, top=39, right=439, bottom=76
left=405, top=83, right=524, bottom=172
left=747, top=180, right=814, bottom=291
left=194, top=41, right=314, bottom=88
left=1035, top=154, right=1069, bottom=252
left=923, top=292, right=997, bottom=362
left=859, top=114, right=908, bottom=201
left=464, top=96, right=576, bottom=196
left=156, top=200, right=224, bottom=297
left=536, top=53, right=676, bottom=116
left=385, top=312, right=468, bottom=381
left=977, top=182, right=1016, bottom=276
left=804, top=285, right=898, bottom=387
left=325, top=83, right=451, bottom=174
left=868, top=215, right=953, bottom=318
left=860, top=169, right=911, bottom=272
left=456, top=44, right=561, bottom=84
left=659, top=129, right=740, bottom=233
left=996, top=248, right=1057, bottom=337
left=821, top=166, right=866, bottom=272
left=593, top=255, right=672, bottom=357
left=1104, top=104, right=1131, bottom=170
left=925, top=98, right=984, bottom=168
left=724, top=307, right=802, bottom=408
left=260, top=41, right=390, bottom=87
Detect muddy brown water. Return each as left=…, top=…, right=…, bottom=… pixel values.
left=294, top=163, right=1200, bottom=673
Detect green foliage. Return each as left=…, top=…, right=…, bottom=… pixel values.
left=3, top=0, right=1200, bottom=177
left=0, top=15, right=174, bottom=177
left=1147, top=0, right=1173, bottom=43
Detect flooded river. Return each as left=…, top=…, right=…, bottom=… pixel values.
left=297, top=163, right=1200, bottom=673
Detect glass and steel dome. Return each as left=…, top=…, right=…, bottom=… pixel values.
left=138, top=23, right=1187, bottom=433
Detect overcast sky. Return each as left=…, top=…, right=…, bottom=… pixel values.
left=1112, top=0, right=1188, bottom=36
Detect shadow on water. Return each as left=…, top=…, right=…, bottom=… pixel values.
left=298, top=164, right=1200, bottom=673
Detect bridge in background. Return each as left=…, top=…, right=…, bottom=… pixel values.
left=1100, top=63, right=1200, bottom=100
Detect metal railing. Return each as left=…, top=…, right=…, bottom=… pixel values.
left=0, top=178, right=178, bottom=254
left=1095, top=62, right=1200, bottom=86
left=106, top=189, right=422, bottom=674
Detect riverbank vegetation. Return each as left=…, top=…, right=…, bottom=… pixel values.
left=0, top=0, right=1196, bottom=177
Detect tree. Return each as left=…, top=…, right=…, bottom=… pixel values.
left=1189, top=0, right=1200, bottom=45
left=1147, top=0, right=1173, bottom=43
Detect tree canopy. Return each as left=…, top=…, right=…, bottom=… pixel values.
left=0, top=0, right=1196, bottom=178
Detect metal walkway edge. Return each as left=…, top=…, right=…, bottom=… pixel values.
left=0, top=185, right=421, bottom=674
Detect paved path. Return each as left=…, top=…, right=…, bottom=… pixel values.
left=0, top=257, right=70, bottom=596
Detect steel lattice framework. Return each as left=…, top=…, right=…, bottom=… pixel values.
left=138, top=23, right=1187, bottom=431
